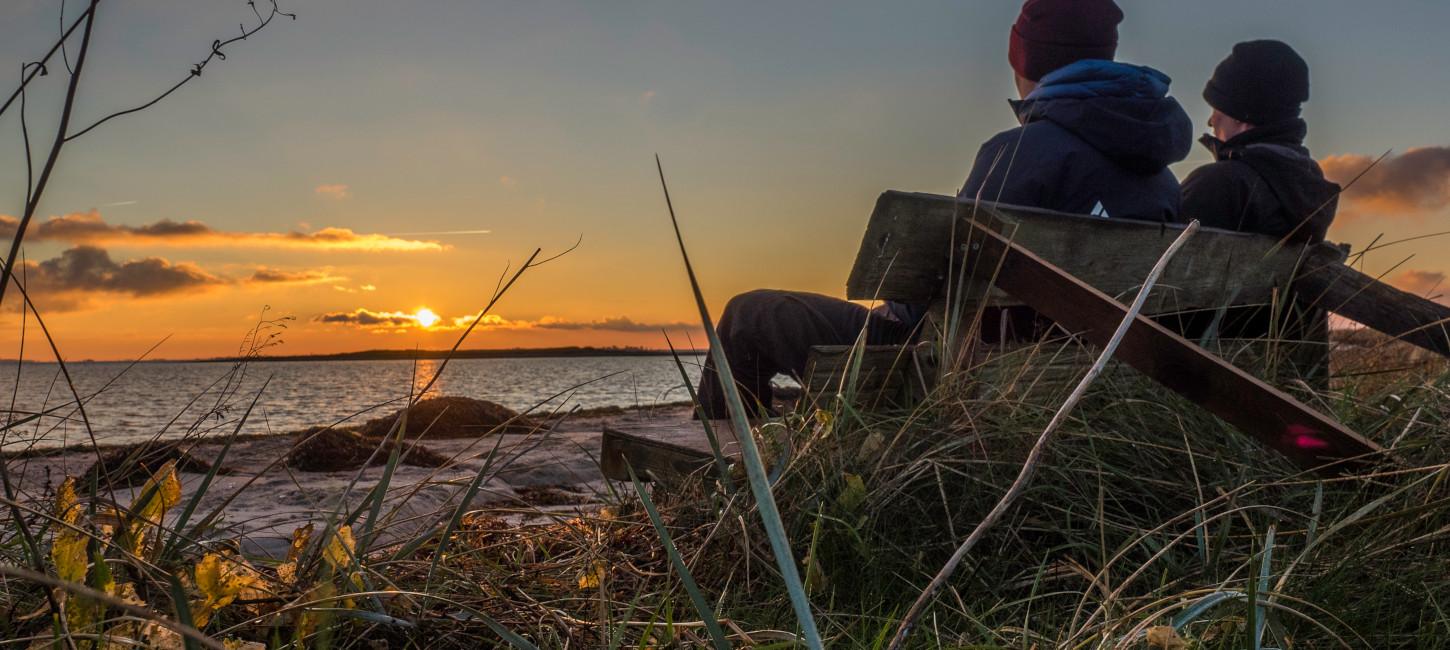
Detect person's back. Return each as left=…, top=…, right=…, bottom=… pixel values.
left=962, top=59, right=1192, bottom=221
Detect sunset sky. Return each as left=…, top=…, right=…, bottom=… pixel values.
left=1, top=0, right=1447, bottom=360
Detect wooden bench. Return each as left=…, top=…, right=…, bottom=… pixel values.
left=602, top=191, right=1450, bottom=479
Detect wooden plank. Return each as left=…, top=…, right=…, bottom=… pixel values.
left=803, top=344, right=934, bottom=407
left=968, top=219, right=1384, bottom=473
left=847, top=191, right=1302, bottom=314
left=1296, top=248, right=1450, bottom=358
left=600, top=419, right=739, bottom=481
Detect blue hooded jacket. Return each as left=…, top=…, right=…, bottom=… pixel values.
left=959, top=60, right=1194, bottom=221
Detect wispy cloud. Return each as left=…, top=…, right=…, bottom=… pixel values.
left=1321, top=146, right=1450, bottom=218
left=314, top=183, right=351, bottom=200
left=247, top=267, right=344, bottom=285
left=0, top=211, right=444, bottom=252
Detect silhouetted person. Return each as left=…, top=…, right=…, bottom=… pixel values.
left=1171, top=41, right=1338, bottom=363
left=695, top=0, right=1193, bottom=418
left=1180, top=40, right=1340, bottom=242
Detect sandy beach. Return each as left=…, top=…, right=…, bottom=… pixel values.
left=4, top=401, right=693, bottom=559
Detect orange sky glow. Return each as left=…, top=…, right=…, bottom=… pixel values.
left=1, top=1, right=1447, bottom=361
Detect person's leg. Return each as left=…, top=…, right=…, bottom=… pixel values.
left=695, top=290, right=913, bottom=418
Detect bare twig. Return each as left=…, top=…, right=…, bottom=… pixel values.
left=888, top=221, right=1202, bottom=649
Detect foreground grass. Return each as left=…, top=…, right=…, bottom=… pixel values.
left=2, top=330, right=1448, bottom=648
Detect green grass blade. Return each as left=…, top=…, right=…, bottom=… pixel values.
left=656, top=155, right=822, bottom=649
left=665, top=335, right=734, bottom=495
left=627, top=462, right=730, bottom=650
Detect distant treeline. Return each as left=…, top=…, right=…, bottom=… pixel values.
left=190, top=346, right=706, bottom=363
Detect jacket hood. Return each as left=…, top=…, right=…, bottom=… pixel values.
left=1202, top=118, right=1341, bottom=239
left=1010, top=60, right=1194, bottom=174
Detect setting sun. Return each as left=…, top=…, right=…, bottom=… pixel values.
left=414, top=307, right=440, bottom=328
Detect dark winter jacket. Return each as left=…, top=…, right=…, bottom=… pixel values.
left=1179, top=118, right=1339, bottom=242
left=886, top=61, right=1193, bottom=331
left=959, top=60, right=1194, bottom=221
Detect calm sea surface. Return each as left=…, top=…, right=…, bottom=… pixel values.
left=0, top=355, right=705, bottom=451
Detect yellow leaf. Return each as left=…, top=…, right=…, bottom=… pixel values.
left=288, top=523, right=314, bottom=563
left=813, top=409, right=834, bottom=428
left=322, top=525, right=356, bottom=572
left=136, top=460, right=182, bottom=522
left=123, top=461, right=183, bottom=557
left=577, top=559, right=607, bottom=590
left=1146, top=625, right=1187, bottom=650
left=50, top=527, right=88, bottom=584
left=193, top=552, right=263, bottom=628
left=55, top=477, right=81, bottom=525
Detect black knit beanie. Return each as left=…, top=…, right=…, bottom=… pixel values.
left=1203, top=40, right=1310, bottom=125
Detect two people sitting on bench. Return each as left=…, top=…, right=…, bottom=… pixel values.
left=695, top=0, right=1344, bottom=419
left=695, top=0, right=1193, bottom=418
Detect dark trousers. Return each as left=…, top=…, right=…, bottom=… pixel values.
left=695, top=290, right=915, bottom=419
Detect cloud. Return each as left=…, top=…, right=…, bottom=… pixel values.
left=315, top=308, right=424, bottom=328
left=314, top=184, right=351, bottom=200
left=498, top=175, right=517, bottom=188
left=0, top=211, right=444, bottom=252
left=247, top=268, right=342, bottom=285
left=1390, top=269, right=1446, bottom=297
left=315, top=309, right=699, bottom=334
left=1321, top=146, right=1450, bottom=218
left=18, top=246, right=224, bottom=306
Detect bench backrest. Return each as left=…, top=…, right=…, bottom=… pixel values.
left=844, top=191, right=1349, bottom=318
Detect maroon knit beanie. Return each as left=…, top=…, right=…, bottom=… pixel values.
left=1009, top=0, right=1124, bottom=82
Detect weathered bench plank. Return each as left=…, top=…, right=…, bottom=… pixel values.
left=600, top=419, right=739, bottom=481
left=846, top=191, right=1307, bottom=314
left=1296, top=248, right=1450, bottom=358
left=969, top=216, right=1382, bottom=472
left=802, top=344, right=936, bottom=408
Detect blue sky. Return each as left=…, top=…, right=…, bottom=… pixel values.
left=0, top=0, right=1447, bottom=357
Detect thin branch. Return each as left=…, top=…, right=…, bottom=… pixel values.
left=888, top=221, right=1202, bottom=649
left=0, top=0, right=96, bottom=313
left=64, top=0, right=296, bottom=142
left=0, top=3, right=94, bottom=120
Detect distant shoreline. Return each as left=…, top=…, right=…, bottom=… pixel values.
left=199, top=346, right=707, bottom=363
left=0, top=346, right=708, bottom=364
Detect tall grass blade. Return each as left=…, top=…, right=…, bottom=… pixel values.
left=665, top=334, right=733, bottom=495
left=627, top=463, right=730, bottom=649
left=1254, top=525, right=1277, bottom=649
left=655, top=154, right=823, bottom=649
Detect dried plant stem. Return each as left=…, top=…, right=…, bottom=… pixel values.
left=889, top=220, right=1201, bottom=649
